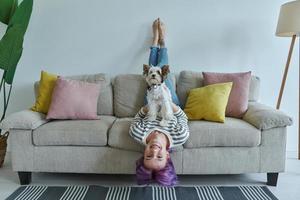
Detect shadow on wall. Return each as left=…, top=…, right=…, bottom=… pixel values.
left=2, top=82, right=34, bottom=115
left=171, top=23, right=253, bottom=71
left=0, top=24, right=5, bottom=38
left=117, top=23, right=154, bottom=74
left=220, top=24, right=254, bottom=70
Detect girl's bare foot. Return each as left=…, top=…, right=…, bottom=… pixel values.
left=152, top=18, right=159, bottom=46
left=158, top=20, right=166, bottom=47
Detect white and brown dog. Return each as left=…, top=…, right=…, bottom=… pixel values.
left=143, top=64, right=173, bottom=126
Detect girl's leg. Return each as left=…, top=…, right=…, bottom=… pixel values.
left=157, top=47, right=168, bottom=66
left=157, top=21, right=181, bottom=106
left=149, top=19, right=160, bottom=66
left=144, top=19, right=160, bottom=105
left=157, top=20, right=168, bottom=66
left=149, top=46, right=159, bottom=66
left=157, top=47, right=180, bottom=106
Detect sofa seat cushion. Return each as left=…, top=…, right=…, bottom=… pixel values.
left=32, top=116, right=116, bottom=146
left=108, top=118, right=144, bottom=152
left=184, top=118, right=261, bottom=148
left=108, top=118, right=183, bottom=152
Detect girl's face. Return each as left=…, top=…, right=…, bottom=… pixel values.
left=143, top=131, right=170, bottom=171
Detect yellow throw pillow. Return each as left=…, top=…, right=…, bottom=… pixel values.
left=184, top=82, right=233, bottom=123
left=31, top=71, right=58, bottom=114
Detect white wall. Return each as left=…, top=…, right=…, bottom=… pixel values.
left=1, top=0, right=299, bottom=153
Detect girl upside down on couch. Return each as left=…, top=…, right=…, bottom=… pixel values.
left=129, top=18, right=190, bottom=186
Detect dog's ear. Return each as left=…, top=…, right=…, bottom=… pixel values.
left=161, top=65, right=170, bottom=79
left=143, top=64, right=150, bottom=76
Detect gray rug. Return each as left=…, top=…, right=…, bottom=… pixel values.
left=6, top=185, right=278, bottom=200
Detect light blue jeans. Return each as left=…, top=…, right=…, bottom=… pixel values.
left=146, top=46, right=180, bottom=106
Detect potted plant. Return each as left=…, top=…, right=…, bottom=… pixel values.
left=0, top=0, right=33, bottom=167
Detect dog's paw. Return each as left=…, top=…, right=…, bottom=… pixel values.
left=148, top=115, right=156, bottom=121
left=159, top=120, right=168, bottom=127
left=165, top=113, right=174, bottom=120
left=157, top=111, right=162, bottom=118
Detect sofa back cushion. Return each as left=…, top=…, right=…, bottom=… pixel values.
left=177, top=70, right=260, bottom=107
left=113, top=74, right=177, bottom=117
left=113, top=74, right=146, bottom=117
left=34, top=73, right=113, bottom=115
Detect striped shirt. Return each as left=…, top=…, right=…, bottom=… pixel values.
left=129, top=108, right=190, bottom=148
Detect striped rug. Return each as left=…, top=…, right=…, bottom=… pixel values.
left=6, top=185, right=278, bottom=200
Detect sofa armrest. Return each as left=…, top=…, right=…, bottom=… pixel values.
left=243, top=102, right=293, bottom=130
left=0, top=110, right=49, bottom=130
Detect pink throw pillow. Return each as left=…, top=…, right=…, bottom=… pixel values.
left=46, top=77, right=100, bottom=120
left=202, top=71, right=251, bottom=118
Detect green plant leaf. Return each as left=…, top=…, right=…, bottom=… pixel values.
left=0, top=25, right=23, bottom=84
left=0, top=0, right=33, bottom=84
left=8, top=0, right=33, bottom=34
left=0, top=0, right=17, bottom=25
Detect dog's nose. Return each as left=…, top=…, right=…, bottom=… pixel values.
left=152, top=74, right=156, bottom=78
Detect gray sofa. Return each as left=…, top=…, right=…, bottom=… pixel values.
left=0, top=71, right=293, bottom=186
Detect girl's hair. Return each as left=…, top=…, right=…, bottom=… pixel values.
left=136, top=156, right=178, bottom=186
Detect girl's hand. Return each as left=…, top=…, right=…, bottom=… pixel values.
left=172, top=103, right=179, bottom=112
left=142, top=105, right=149, bottom=113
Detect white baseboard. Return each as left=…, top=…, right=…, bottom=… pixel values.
left=286, top=151, right=298, bottom=159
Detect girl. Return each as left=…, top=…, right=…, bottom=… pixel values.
left=129, top=18, right=189, bottom=186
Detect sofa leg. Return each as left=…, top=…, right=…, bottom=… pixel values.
left=18, top=172, right=32, bottom=185
left=267, top=173, right=278, bottom=186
